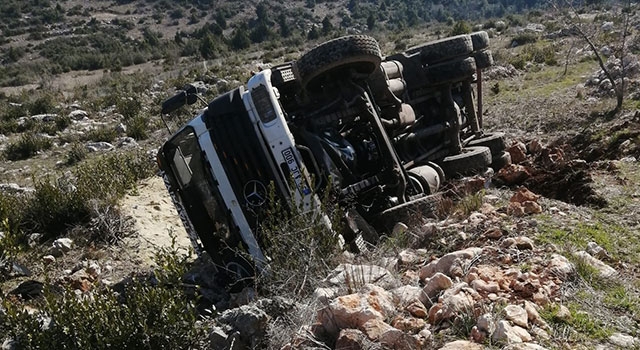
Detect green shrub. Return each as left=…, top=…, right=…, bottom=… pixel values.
left=27, top=94, right=57, bottom=115
left=2, top=252, right=208, bottom=349
left=450, top=20, right=472, bottom=36
left=22, top=178, right=89, bottom=238
left=0, top=221, right=22, bottom=281
left=74, top=150, right=155, bottom=206
left=126, top=114, right=149, bottom=140
left=3, top=134, right=53, bottom=160
left=483, top=20, right=496, bottom=29
left=17, top=115, right=71, bottom=136
left=96, top=73, right=152, bottom=110
left=116, top=97, right=142, bottom=120
left=509, top=55, right=527, bottom=70
left=0, top=119, right=19, bottom=134
left=522, top=43, right=557, bottom=65
left=259, top=188, right=342, bottom=296
left=508, top=42, right=557, bottom=69
left=506, top=14, right=526, bottom=27
left=0, top=193, right=26, bottom=237
left=54, top=114, right=71, bottom=131
left=1, top=102, right=27, bottom=121
left=510, top=32, right=539, bottom=46
left=8, top=150, right=155, bottom=240
left=84, top=126, right=117, bottom=143
left=65, top=142, right=88, bottom=165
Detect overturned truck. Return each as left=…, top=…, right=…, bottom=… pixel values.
left=157, top=33, right=509, bottom=282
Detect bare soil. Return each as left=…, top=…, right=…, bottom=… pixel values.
left=119, top=175, right=192, bottom=265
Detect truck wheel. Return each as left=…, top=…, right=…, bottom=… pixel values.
left=406, top=34, right=473, bottom=64
left=425, top=57, right=476, bottom=85
left=438, top=146, right=492, bottom=178
left=474, top=50, right=494, bottom=69
left=470, top=31, right=490, bottom=51
left=377, top=193, right=443, bottom=229
left=297, top=35, right=382, bottom=88
left=467, top=132, right=506, bottom=155
left=219, top=252, right=255, bottom=292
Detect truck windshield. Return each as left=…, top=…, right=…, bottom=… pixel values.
left=164, top=127, right=240, bottom=255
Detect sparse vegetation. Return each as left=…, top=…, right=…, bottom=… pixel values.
left=3, top=134, right=53, bottom=161
left=259, top=189, right=342, bottom=296
left=84, top=126, right=117, bottom=143
left=0, top=150, right=154, bottom=241
left=65, top=142, right=88, bottom=166
left=454, top=190, right=485, bottom=217
left=1, top=245, right=209, bottom=349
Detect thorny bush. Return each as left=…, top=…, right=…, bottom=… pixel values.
left=0, top=150, right=155, bottom=242
left=258, top=184, right=343, bottom=297
left=1, top=245, right=209, bottom=349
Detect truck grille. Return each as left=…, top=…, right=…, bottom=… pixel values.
left=204, top=89, right=278, bottom=229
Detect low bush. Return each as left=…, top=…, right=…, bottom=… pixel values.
left=116, top=97, right=142, bottom=120
left=16, top=115, right=72, bottom=136
left=511, top=32, right=539, bottom=46
left=84, top=126, right=117, bottom=143
left=54, top=114, right=71, bottom=131
left=1, top=150, right=154, bottom=240
left=508, top=42, right=557, bottom=69
left=3, top=134, right=53, bottom=161
left=522, top=43, right=557, bottom=65
left=1, top=246, right=209, bottom=349
left=1, top=102, right=27, bottom=121
left=65, top=142, right=88, bottom=165
left=450, top=20, right=472, bottom=36
left=0, top=218, right=22, bottom=281
left=126, top=114, right=149, bottom=140
left=73, top=150, right=155, bottom=205
left=0, top=119, right=19, bottom=134
left=259, top=188, right=343, bottom=296
left=22, top=178, right=89, bottom=238
left=27, top=94, right=57, bottom=115
left=86, top=204, right=135, bottom=244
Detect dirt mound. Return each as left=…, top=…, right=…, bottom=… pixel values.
left=493, top=112, right=640, bottom=207
left=523, top=161, right=607, bottom=207
left=571, top=112, right=640, bottom=162
left=494, top=139, right=608, bottom=207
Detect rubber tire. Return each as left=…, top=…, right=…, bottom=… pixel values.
left=425, top=57, right=476, bottom=85
left=406, top=34, right=473, bottom=65
left=470, top=31, right=490, bottom=51
left=439, top=146, right=492, bottom=178
left=219, top=250, right=255, bottom=292
left=297, top=35, right=382, bottom=88
left=474, top=50, right=494, bottom=69
left=467, top=132, right=506, bottom=155
left=491, top=151, right=512, bottom=171
left=377, top=193, right=443, bottom=229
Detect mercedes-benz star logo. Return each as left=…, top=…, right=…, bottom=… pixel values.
left=243, top=180, right=267, bottom=207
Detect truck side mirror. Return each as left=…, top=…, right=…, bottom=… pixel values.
left=161, top=81, right=208, bottom=114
